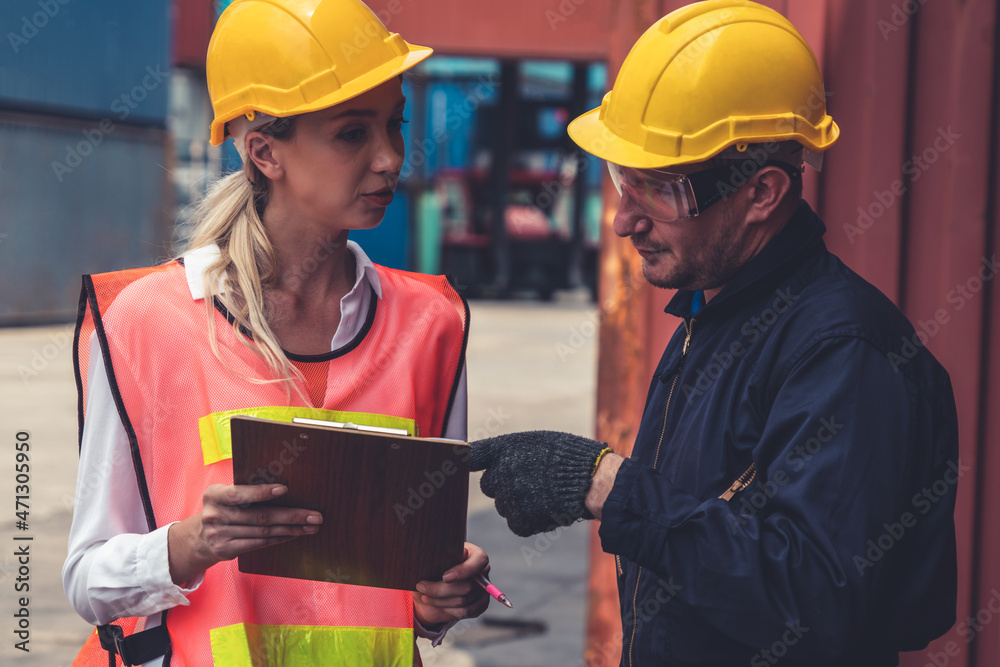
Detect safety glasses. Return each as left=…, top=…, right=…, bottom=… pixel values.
left=608, top=161, right=801, bottom=222
left=607, top=163, right=732, bottom=222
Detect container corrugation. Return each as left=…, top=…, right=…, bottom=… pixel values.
left=0, top=115, right=171, bottom=324
left=0, top=0, right=170, bottom=124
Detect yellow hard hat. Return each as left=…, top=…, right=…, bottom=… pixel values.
left=568, top=0, right=839, bottom=169
left=207, top=0, right=433, bottom=146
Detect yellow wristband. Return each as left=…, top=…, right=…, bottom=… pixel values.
left=591, top=447, right=614, bottom=477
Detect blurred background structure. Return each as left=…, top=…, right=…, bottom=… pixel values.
left=0, top=0, right=173, bottom=323
left=1, top=1, right=998, bottom=666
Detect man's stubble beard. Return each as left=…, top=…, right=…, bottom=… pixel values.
left=642, top=203, right=748, bottom=292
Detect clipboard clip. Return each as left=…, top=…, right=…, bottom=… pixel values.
left=291, top=417, right=409, bottom=436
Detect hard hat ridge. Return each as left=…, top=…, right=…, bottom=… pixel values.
left=568, top=0, right=839, bottom=169
left=207, top=0, right=433, bottom=146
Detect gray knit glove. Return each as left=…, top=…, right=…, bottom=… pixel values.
left=470, top=431, right=609, bottom=537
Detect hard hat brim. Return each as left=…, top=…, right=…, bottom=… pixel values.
left=569, top=108, right=662, bottom=169
left=209, top=44, right=433, bottom=146
left=569, top=105, right=839, bottom=169
left=567, top=107, right=708, bottom=169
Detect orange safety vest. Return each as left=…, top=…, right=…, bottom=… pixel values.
left=71, top=260, right=468, bottom=666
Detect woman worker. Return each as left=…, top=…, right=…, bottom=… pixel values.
left=62, top=1, right=489, bottom=664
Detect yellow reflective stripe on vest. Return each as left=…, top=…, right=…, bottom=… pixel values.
left=210, top=623, right=414, bottom=666
left=198, top=406, right=417, bottom=465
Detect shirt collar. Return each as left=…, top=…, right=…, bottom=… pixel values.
left=348, top=240, right=383, bottom=299
left=183, top=240, right=383, bottom=301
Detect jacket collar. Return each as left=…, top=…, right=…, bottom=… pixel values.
left=664, top=200, right=827, bottom=319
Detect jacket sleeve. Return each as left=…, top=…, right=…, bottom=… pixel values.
left=599, top=334, right=937, bottom=657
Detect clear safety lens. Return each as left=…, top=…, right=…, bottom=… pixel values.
left=607, top=163, right=698, bottom=222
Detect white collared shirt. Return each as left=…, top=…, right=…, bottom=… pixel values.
left=62, top=242, right=466, bottom=665
left=183, top=240, right=387, bottom=350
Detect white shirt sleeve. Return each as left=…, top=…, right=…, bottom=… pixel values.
left=62, top=335, right=204, bottom=629
left=443, top=364, right=468, bottom=441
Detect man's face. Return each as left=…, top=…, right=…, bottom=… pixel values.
left=612, top=163, right=751, bottom=292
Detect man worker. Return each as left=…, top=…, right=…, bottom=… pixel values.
left=470, top=1, right=960, bottom=665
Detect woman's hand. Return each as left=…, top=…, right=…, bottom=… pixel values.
left=412, top=542, right=491, bottom=627
left=167, top=483, right=321, bottom=585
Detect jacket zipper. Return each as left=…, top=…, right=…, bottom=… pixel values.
left=628, top=319, right=693, bottom=667
left=719, top=463, right=757, bottom=501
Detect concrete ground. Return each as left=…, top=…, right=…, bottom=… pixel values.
left=0, top=298, right=597, bottom=667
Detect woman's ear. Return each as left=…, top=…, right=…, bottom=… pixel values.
left=247, top=132, right=283, bottom=181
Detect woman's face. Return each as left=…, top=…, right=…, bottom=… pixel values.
left=263, top=78, right=407, bottom=231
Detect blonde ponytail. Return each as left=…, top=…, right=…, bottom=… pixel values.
left=175, top=154, right=306, bottom=399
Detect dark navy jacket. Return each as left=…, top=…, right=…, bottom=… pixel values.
left=600, top=202, right=959, bottom=666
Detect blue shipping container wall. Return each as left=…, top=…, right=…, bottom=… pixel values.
left=0, top=117, right=171, bottom=323
left=422, top=80, right=500, bottom=177
left=0, top=0, right=170, bottom=124
left=351, top=191, right=411, bottom=271
left=0, top=0, right=172, bottom=323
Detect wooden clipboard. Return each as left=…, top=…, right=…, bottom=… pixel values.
left=230, top=415, right=470, bottom=591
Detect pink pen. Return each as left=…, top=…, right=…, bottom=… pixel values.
left=475, top=573, right=514, bottom=609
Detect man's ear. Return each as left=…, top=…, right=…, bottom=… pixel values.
left=744, top=166, right=792, bottom=224
left=247, top=132, right=283, bottom=181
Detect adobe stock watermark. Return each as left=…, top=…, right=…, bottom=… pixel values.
left=0, top=554, right=18, bottom=586
left=393, top=407, right=509, bottom=524
left=338, top=0, right=413, bottom=61
left=853, top=459, right=968, bottom=575
left=509, top=151, right=591, bottom=236
left=7, top=0, right=72, bottom=54
left=923, top=588, right=1000, bottom=667
left=393, top=446, right=467, bottom=524
left=712, top=85, right=833, bottom=203
left=16, top=324, right=74, bottom=384
left=243, top=436, right=309, bottom=485
left=520, top=502, right=586, bottom=566
left=400, top=73, right=498, bottom=180
left=281, top=234, right=344, bottom=292
left=338, top=0, right=422, bottom=62
left=580, top=575, right=682, bottom=666
left=61, top=437, right=133, bottom=513
left=625, top=573, right=683, bottom=624
left=556, top=273, right=639, bottom=361
left=713, top=141, right=788, bottom=201
left=583, top=632, right=625, bottom=667
left=546, top=0, right=587, bottom=31
left=877, top=0, right=930, bottom=41
left=367, top=296, right=450, bottom=376
left=51, top=64, right=170, bottom=182
left=750, top=622, right=810, bottom=666
left=887, top=255, right=998, bottom=372
left=726, top=416, right=844, bottom=534
left=681, top=287, right=799, bottom=400
left=575, top=575, right=682, bottom=667
left=843, top=126, right=960, bottom=244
